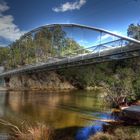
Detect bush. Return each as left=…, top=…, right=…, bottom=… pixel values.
left=133, top=77, right=140, bottom=99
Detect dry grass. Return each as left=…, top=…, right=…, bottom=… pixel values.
left=89, top=132, right=116, bottom=140
left=0, top=119, right=53, bottom=140
left=89, top=126, right=140, bottom=140
left=1, top=118, right=140, bottom=140
left=16, top=123, right=53, bottom=140
left=114, top=127, right=140, bottom=140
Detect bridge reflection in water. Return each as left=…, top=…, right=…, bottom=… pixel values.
left=1, top=24, right=140, bottom=77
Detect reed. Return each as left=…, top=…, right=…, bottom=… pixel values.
left=0, top=119, right=53, bottom=140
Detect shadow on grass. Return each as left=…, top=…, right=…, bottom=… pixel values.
left=53, top=126, right=82, bottom=140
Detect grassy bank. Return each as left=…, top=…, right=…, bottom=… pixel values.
left=89, top=126, right=140, bottom=140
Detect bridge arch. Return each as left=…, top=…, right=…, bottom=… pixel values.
left=24, top=24, right=140, bottom=44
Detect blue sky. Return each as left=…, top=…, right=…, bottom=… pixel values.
left=0, top=0, right=140, bottom=46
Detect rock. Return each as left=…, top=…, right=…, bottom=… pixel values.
left=7, top=71, right=76, bottom=91
left=120, top=105, right=140, bottom=124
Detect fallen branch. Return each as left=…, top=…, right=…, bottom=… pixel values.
left=81, top=117, right=124, bottom=125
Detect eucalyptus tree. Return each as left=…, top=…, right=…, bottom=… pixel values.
left=34, top=27, right=53, bottom=62
left=51, top=25, right=66, bottom=57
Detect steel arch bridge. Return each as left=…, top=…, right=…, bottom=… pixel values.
left=1, top=23, right=140, bottom=77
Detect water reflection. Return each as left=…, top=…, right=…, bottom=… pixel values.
left=76, top=124, right=103, bottom=140
left=76, top=112, right=115, bottom=140
left=0, top=90, right=111, bottom=139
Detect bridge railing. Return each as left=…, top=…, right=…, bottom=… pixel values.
left=62, top=39, right=140, bottom=59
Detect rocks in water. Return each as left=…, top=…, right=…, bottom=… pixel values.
left=120, top=105, right=140, bottom=124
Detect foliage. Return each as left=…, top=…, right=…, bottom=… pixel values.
left=59, top=58, right=140, bottom=106
left=104, top=68, right=135, bottom=107
left=127, top=23, right=140, bottom=40
left=133, top=76, right=140, bottom=99
left=0, top=47, right=9, bottom=66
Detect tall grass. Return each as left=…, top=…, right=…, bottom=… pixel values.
left=0, top=119, right=53, bottom=140
left=16, top=123, right=53, bottom=140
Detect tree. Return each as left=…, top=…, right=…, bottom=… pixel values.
left=104, top=68, right=135, bottom=108
left=34, top=27, right=52, bottom=62
left=127, top=24, right=140, bottom=40
left=0, top=47, right=9, bottom=66
left=61, top=38, right=84, bottom=56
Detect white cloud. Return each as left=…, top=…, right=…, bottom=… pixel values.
left=79, top=39, right=88, bottom=45
left=0, top=15, right=25, bottom=41
left=52, top=0, right=86, bottom=12
left=0, top=1, right=9, bottom=13
left=0, top=1, right=25, bottom=45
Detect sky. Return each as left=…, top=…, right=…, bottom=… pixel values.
left=0, top=0, right=140, bottom=46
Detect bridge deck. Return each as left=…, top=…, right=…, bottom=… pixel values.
left=0, top=44, right=140, bottom=77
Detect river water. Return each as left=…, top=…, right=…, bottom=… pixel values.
left=0, top=90, right=112, bottom=140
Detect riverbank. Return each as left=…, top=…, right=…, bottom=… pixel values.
left=3, top=112, right=140, bottom=140
left=2, top=57, right=139, bottom=104
left=89, top=104, right=140, bottom=140
left=90, top=125, right=140, bottom=140
left=5, top=71, right=76, bottom=91
left=3, top=70, right=105, bottom=92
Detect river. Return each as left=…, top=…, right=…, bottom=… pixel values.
left=0, top=90, right=112, bottom=140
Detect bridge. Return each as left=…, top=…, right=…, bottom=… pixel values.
left=0, top=24, right=140, bottom=77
